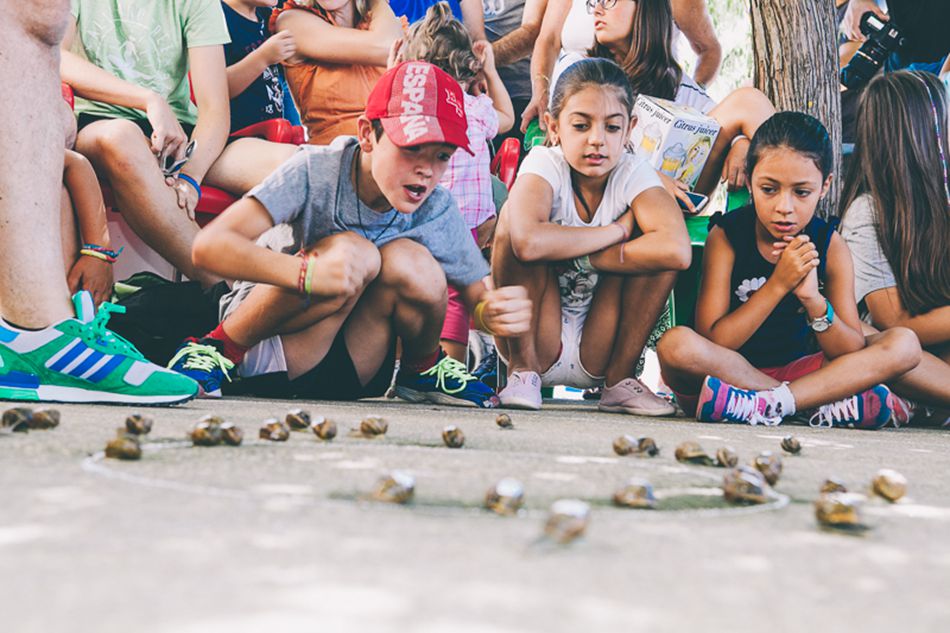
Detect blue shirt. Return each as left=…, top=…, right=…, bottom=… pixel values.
left=221, top=2, right=284, bottom=132
left=389, top=0, right=463, bottom=24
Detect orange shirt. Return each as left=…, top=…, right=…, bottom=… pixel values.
left=271, top=2, right=385, bottom=145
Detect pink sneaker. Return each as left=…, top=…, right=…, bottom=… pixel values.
left=498, top=370, right=542, bottom=410
left=696, top=376, right=782, bottom=426
left=598, top=378, right=675, bottom=416
left=807, top=384, right=894, bottom=430
left=889, top=393, right=916, bottom=427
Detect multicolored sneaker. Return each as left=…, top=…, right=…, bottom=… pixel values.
left=167, top=338, right=235, bottom=398
left=471, top=347, right=497, bottom=388
left=807, top=384, right=894, bottom=430
left=696, top=376, right=782, bottom=426
left=0, top=291, right=198, bottom=405
left=394, top=352, right=499, bottom=408
left=889, top=393, right=916, bottom=428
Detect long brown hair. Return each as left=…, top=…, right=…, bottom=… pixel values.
left=840, top=70, right=950, bottom=315
left=588, top=0, right=681, bottom=101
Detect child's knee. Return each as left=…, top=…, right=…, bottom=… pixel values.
left=876, top=327, right=922, bottom=373
left=657, top=326, right=699, bottom=369
left=379, top=239, right=447, bottom=306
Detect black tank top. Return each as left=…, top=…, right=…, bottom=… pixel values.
left=708, top=205, right=836, bottom=368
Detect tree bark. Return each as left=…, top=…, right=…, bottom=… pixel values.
left=750, top=0, right=842, bottom=217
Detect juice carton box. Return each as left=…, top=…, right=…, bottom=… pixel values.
left=629, top=95, right=721, bottom=189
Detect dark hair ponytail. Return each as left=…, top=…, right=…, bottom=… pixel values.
left=745, top=111, right=833, bottom=180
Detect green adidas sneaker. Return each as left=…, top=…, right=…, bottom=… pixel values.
left=0, top=291, right=198, bottom=405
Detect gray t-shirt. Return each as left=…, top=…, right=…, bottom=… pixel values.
left=839, top=194, right=897, bottom=319
left=484, top=0, right=531, bottom=101
left=220, top=136, right=489, bottom=318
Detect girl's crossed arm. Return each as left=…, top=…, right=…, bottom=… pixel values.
left=505, top=174, right=628, bottom=262
left=588, top=187, right=691, bottom=273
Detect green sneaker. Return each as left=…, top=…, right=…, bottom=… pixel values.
left=0, top=291, right=198, bottom=405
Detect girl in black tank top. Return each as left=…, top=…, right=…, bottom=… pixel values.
left=657, top=112, right=919, bottom=430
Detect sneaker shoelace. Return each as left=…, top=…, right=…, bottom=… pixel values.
left=808, top=395, right=860, bottom=429
left=82, top=302, right=143, bottom=360
left=725, top=389, right=780, bottom=426
left=169, top=342, right=235, bottom=381
left=419, top=355, right=476, bottom=395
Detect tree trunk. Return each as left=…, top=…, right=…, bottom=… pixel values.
left=750, top=0, right=841, bottom=217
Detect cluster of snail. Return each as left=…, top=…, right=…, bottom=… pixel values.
left=104, top=414, right=154, bottom=460
left=813, top=469, right=908, bottom=530
left=2, top=406, right=61, bottom=433
left=90, top=405, right=916, bottom=542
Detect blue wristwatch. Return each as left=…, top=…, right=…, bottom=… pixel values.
left=808, top=298, right=834, bottom=333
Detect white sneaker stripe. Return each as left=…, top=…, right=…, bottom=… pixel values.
left=60, top=348, right=95, bottom=375
left=78, top=354, right=114, bottom=380
left=44, top=339, right=86, bottom=369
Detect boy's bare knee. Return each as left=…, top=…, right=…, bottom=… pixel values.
left=379, top=239, right=447, bottom=305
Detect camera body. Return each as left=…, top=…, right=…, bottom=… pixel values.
left=840, top=12, right=905, bottom=90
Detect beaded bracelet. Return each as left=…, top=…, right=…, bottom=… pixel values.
left=297, top=253, right=318, bottom=295
left=80, top=243, right=123, bottom=264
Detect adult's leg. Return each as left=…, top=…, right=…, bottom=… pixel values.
left=75, top=119, right=219, bottom=285
left=203, top=137, right=298, bottom=195
left=580, top=270, right=677, bottom=386
left=0, top=0, right=72, bottom=326
left=694, top=87, right=775, bottom=195
left=489, top=211, right=562, bottom=374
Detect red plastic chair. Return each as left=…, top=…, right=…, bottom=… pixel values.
left=490, top=137, right=520, bottom=191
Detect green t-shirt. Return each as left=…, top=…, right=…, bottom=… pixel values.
left=71, top=0, right=230, bottom=126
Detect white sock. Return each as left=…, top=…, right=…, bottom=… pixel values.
left=761, top=382, right=796, bottom=418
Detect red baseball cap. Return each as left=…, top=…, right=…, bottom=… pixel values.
left=365, top=61, right=474, bottom=156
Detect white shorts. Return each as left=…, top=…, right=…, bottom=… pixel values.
left=238, top=335, right=287, bottom=378
left=539, top=309, right=603, bottom=389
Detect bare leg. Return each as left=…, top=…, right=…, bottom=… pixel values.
left=657, top=326, right=782, bottom=398
left=694, top=87, right=776, bottom=195
left=60, top=187, right=79, bottom=275
left=490, top=212, right=562, bottom=374
left=203, top=137, right=298, bottom=195
left=75, top=119, right=219, bottom=285
left=0, top=1, right=72, bottom=326
left=580, top=271, right=677, bottom=386
left=442, top=340, right=467, bottom=363
left=341, top=239, right=449, bottom=385
left=873, top=335, right=950, bottom=408
left=214, top=233, right=381, bottom=377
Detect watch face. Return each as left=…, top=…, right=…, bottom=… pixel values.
left=812, top=319, right=830, bottom=333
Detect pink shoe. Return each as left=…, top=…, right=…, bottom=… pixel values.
left=598, top=378, right=675, bottom=416
left=498, top=370, right=542, bottom=410
left=889, top=393, right=916, bottom=427
left=696, top=376, right=782, bottom=426
left=807, top=384, right=894, bottom=430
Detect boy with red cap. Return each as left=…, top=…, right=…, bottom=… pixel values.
left=168, top=61, right=531, bottom=406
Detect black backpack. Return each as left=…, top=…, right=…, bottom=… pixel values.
left=107, top=274, right=229, bottom=366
